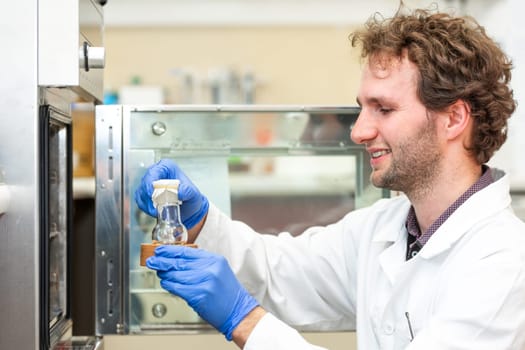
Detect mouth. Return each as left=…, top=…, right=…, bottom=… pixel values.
left=370, top=149, right=391, bottom=159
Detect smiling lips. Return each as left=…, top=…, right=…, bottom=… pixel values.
left=370, top=149, right=391, bottom=159
left=368, top=148, right=391, bottom=168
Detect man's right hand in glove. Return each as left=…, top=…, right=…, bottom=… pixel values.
left=134, top=159, right=210, bottom=237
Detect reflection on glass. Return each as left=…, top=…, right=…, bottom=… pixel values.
left=123, top=108, right=383, bottom=332
left=48, top=122, right=68, bottom=327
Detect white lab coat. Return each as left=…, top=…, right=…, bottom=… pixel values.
left=195, top=169, right=525, bottom=349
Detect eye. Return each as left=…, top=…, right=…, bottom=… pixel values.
left=378, top=107, right=393, bottom=115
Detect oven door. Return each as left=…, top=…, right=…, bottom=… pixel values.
left=39, top=105, right=73, bottom=349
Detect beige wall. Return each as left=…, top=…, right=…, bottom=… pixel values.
left=91, top=25, right=362, bottom=104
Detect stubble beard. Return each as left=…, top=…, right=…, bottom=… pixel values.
left=371, top=119, right=442, bottom=200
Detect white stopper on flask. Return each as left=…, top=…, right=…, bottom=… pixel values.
left=152, top=179, right=181, bottom=208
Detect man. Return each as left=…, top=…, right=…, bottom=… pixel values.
left=135, top=6, right=525, bottom=350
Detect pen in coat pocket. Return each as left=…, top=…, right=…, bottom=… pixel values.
left=405, top=312, right=414, bottom=341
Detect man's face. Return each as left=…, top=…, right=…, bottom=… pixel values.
left=351, top=55, right=443, bottom=195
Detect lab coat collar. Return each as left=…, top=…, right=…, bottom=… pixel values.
left=417, top=168, right=511, bottom=259
left=375, top=170, right=511, bottom=285
left=372, top=196, right=411, bottom=244
left=371, top=169, right=511, bottom=269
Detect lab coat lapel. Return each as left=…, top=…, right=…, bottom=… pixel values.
left=378, top=231, right=409, bottom=285
left=372, top=201, right=411, bottom=285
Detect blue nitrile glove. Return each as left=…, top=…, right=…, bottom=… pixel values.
left=146, top=245, right=259, bottom=341
left=134, top=159, right=209, bottom=229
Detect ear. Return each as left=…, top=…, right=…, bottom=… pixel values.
left=444, top=99, right=471, bottom=141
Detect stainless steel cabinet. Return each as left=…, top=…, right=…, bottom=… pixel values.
left=95, top=104, right=388, bottom=335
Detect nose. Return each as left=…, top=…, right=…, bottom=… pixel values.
left=350, top=109, right=377, bottom=145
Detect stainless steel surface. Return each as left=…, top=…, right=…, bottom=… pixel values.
left=95, top=104, right=388, bottom=336
left=0, top=1, right=41, bottom=348
left=39, top=0, right=104, bottom=101
left=128, top=104, right=364, bottom=113
left=52, top=336, right=104, bottom=349
left=0, top=0, right=104, bottom=348
left=79, top=45, right=106, bottom=70
left=95, top=105, right=126, bottom=335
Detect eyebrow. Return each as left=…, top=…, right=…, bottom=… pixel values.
left=356, top=96, right=394, bottom=107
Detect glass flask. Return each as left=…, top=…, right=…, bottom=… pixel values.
left=151, top=179, right=188, bottom=244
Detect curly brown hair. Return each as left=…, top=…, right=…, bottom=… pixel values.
left=350, top=6, right=516, bottom=164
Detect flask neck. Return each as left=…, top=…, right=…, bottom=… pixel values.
left=157, top=203, right=182, bottom=224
